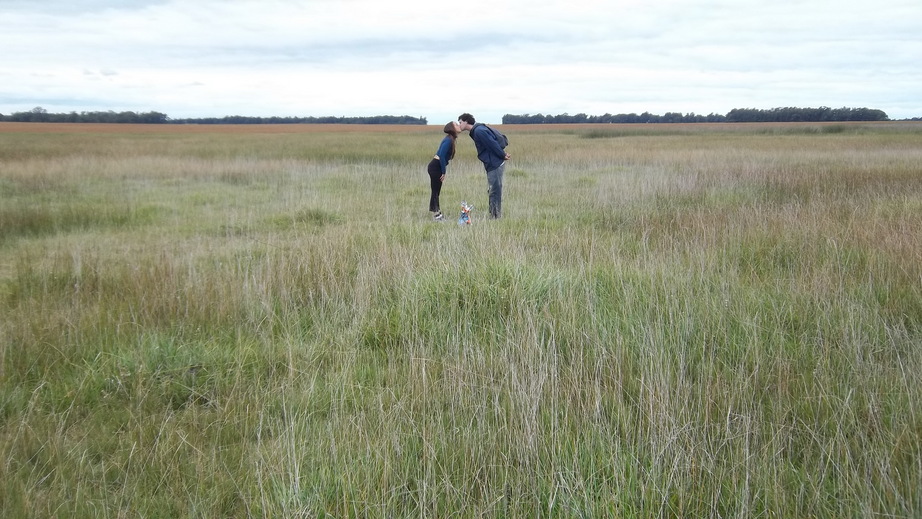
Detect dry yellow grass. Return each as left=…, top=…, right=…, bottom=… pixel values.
left=0, top=122, right=434, bottom=134
left=1, top=121, right=921, bottom=517
left=5, top=120, right=917, bottom=134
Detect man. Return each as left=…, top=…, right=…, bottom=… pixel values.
left=458, top=113, right=511, bottom=219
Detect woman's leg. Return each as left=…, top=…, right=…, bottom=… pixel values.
left=428, top=159, right=442, bottom=213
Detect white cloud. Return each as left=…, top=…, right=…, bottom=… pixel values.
left=1, top=0, right=920, bottom=121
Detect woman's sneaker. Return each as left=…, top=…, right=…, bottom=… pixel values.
left=433, top=212, right=444, bottom=221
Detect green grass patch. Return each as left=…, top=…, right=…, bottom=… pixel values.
left=1, top=123, right=920, bottom=517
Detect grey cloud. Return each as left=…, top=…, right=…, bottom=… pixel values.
left=2, top=0, right=920, bottom=120
left=1, top=0, right=167, bottom=15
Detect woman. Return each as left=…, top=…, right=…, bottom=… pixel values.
left=427, top=121, right=459, bottom=221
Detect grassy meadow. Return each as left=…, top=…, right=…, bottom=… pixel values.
left=1, top=121, right=921, bottom=517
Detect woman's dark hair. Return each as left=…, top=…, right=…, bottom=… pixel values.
left=443, top=122, right=458, bottom=160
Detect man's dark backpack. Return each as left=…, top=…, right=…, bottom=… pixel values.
left=474, top=123, right=508, bottom=149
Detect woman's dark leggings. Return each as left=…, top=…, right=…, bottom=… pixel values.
left=427, top=158, right=442, bottom=212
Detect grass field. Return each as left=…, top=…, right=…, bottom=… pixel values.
left=1, top=121, right=921, bottom=517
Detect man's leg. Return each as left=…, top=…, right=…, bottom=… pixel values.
left=486, top=163, right=505, bottom=218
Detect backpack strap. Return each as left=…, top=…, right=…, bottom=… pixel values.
left=470, top=122, right=484, bottom=139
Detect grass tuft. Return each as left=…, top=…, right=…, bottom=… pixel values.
left=2, top=122, right=920, bottom=517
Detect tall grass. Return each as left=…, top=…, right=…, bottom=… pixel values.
left=2, top=123, right=921, bottom=517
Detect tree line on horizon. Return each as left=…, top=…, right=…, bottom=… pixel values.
left=501, top=106, right=891, bottom=124
left=0, top=108, right=428, bottom=125
left=2, top=106, right=911, bottom=125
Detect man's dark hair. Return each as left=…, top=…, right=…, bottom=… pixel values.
left=458, top=113, right=476, bottom=124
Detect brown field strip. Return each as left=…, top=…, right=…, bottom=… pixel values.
left=1, top=121, right=918, bottom=135
left=0, top=122, right=436, bottom=134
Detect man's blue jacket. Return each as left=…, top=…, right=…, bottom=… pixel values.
left=469, top=123, right=506, bottom=172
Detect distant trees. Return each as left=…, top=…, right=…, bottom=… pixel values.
left=0, top=108, right=427, bottom=125
left=502, top=107, right=889, bottom=124
left=0, top=108, right=170, bottom=124
left=725, top=106, right=888, bottom=122
left=2, top=106, right=893, bottom=125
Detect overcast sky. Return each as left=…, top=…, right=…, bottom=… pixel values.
left=2, top=0, right=920, bottom=123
